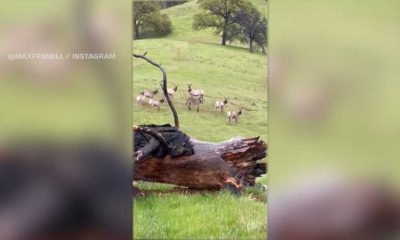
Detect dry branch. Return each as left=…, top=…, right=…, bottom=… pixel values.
left=133, top=52, right=179, bottom=128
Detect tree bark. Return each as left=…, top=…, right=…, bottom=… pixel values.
left=134, top=23, right=140, bottom=39
left=221, top=18, right=228, bottom=46
left=222, top=34, right=227, bottom=46
left=134, top=135, right=267, bottom=191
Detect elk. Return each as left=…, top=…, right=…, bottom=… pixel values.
left=186, top=95, right=203, bottom=112
left=149, top=98, right=164, bottom=110
left=215, top=97, right=228, bottom=112
left=227, top=109, right=242, bottom=124
left=187, top=84, right=204, bottom=103
left=167, top=85, right=178, bottom=99
left=140, top=89, right=158, bottom=99
left=136, top=93, right=146, bottom=105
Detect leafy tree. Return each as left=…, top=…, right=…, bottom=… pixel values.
left=233, top=4, right=267, bottom=52
left=253, top=17, right=268, bottom=53
left=225, top=23, right=243, bottom=44
left=193, top=0, right=249, bottom=46
left=133, top=1, right=172, bottom=39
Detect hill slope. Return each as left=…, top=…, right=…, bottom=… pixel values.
left=133, top=0, right=268, bottom=142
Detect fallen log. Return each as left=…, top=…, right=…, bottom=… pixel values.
left=133, top=124, right=267, bottom=192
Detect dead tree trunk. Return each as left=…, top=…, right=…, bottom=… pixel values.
left=133, top=125, right=267, bottom=192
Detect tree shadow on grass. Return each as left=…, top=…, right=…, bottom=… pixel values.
left=200, top=42, right=266, bottom=56
left=134, top=183, right=267, bottom=203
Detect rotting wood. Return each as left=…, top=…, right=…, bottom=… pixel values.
left=133, top=125, right=267, bottom=192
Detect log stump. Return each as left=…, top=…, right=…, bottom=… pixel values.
left=133, top=124, right=267, bottom=192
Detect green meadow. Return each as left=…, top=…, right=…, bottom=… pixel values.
left=133, top=1, right=269, bottom=239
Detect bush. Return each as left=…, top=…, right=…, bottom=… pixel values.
left=134, top=1, right=173, bottom=39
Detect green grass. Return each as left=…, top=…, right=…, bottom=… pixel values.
left=133, top=1, right=268, bottom=239
left=134, top=178, right=268, bottom=239
left=134, top=190, right=267, bottom=240
left=133, top=4, right=268, bottom=142
left=133, top=39, right=268, bottom=142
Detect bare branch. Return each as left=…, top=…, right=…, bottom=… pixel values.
left=133, top=53, right=179, bottom=128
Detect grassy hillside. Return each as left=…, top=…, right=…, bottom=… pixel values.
left=133, top=1, right=268, bottom=239
left=133, top=39, right=268, bottom=142
left=133, top=4, right=268, bottom=142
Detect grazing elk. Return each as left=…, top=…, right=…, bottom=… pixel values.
left=140, top=89, right=158, bottom=99
left=227, top=109, right=242, bottom=124
left=136, top=93, right=146, bottom=105
left=215, top=97, right=228, bottom=112
left=186, top=95, right=203, bottom=112
left=167, top=85, right=178, bottom=99
left=187, top=84, right=204, bottom=103
left=149, top=98, right=164, bottom=110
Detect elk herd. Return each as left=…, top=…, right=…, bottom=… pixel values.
left=136, top=84, right=243, bottom=124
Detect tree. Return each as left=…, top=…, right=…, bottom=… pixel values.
left=254, top=17, right=268, bottom=53
left=193, top=0, right=249, bottom=46
left=233, top=4, right=268, bottom=52
left=133, top=1, right=172, bottom=39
